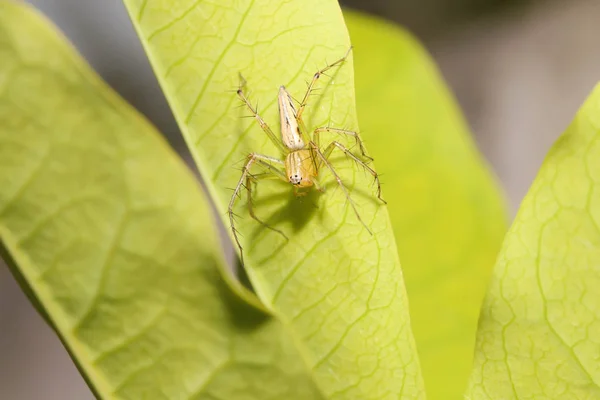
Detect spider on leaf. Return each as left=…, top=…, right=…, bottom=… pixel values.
left=228, top=47, right=386, bottom=265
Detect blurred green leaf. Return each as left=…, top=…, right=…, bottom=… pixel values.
left=466, top=84, right=600, bottom=399
left=346, top=11, right=508, bottom=399
left=0, top=2, right=321, bottom=399
left=122, top=0, right=424, bottom=398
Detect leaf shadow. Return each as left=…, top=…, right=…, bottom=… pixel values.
left=243, top=188, right=324, bottom=265
left=241, top=172, right=383, bottom=269
left=215, top=267, right=271, bottom=330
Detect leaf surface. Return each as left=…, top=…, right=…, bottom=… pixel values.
left=466, top=84, right=600, bottom=399
left=345, top=11, right=508, bottom=399
left=0, top=2, right=320, bottom=399
left=122, top=0, right=424, bottom=398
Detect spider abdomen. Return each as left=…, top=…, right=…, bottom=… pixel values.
left=278, top=86, right=305, bottom=150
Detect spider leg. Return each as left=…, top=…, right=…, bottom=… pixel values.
left=297, top=46, right=353, bottom=120
left=314, top=126, right=373, bottom=161
left=246, top=173, right=289, bottom=241
left=312, top=176, right=325, bottom=193
left=237, top=77, right=287, bottom=154
left=228, top=153, right=286, bottom=265
left=322, top=141, right=386, bottom=204
left=309, top=141, right=372, bottom=235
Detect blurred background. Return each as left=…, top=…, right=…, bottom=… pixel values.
left=2, top=0, right=600, bottom=398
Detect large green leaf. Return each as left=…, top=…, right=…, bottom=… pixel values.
left=346, top=11, right=508, bottom=399
left=466, top=84, right=600, bottom=398
left=0, top=2, right=320, bottom=399
left=123, top=0, right=424, bottom=398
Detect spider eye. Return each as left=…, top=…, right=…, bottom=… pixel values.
left=290, top=174, right=302, bottom=185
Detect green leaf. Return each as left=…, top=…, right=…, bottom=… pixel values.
left=466, top=84, right=600, bottom=398
left=123, top=0, right=424, bottom=398
left=0, top=2, right=321, bottom=399
left=346, top=11, right=508, bottom=399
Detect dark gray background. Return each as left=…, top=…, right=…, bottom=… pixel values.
left=2, top=0, right=600, bottom=398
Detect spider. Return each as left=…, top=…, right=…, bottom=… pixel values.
left=228, top=47, right=386, bottom=265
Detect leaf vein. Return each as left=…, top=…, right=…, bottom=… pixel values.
left=184, top=0, right=255, bottom=124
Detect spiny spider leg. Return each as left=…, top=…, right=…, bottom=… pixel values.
left=237, top=77, right=287, bottom=154
left=309, top=141, right=373, bottom=235
left=229, top=153, right=286, bottom=265
left=296, top=46, right=353, bottom=120
left=314, top=126, right=373, bottom=161
left=321, top=141, right=386, bottom=204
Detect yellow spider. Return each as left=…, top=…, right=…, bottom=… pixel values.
left=229, top=47, right=386, bottom=264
